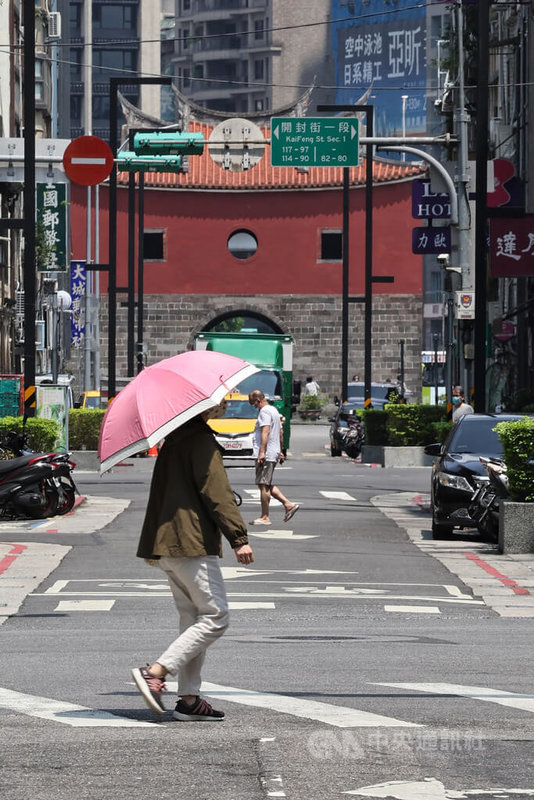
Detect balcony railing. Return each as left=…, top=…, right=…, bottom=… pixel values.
left=195, top=0, right=251, bottom=12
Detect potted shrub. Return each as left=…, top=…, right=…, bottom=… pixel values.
left=494, top=417, right=534, bottom=553
left=297, top=393, right=323, bottom=420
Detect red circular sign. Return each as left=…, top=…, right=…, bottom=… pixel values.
left=63, top=136, right=114, bottom=186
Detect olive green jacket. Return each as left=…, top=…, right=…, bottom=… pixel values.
left=136, top=417, right=248, bottom=559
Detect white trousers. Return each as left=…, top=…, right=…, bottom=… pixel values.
left=157, top=555, right=229, bottom=697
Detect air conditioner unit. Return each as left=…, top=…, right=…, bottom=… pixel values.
left=48, top=12, right=61, bottom=39
left=36, top=320, right=46, bottom=350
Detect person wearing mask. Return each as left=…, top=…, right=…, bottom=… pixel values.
left=452, top=385, right=474, bottom=422
left=248, top=389, right=299, bottom=525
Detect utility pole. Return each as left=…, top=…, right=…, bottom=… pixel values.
left=474, top=0, right=490, bottom=412
left=23, top=0, right=36, bottom=417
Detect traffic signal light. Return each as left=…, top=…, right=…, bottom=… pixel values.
left=117, top=152, right=183, bottom=173
left=133, top=131, right=204, bottom=156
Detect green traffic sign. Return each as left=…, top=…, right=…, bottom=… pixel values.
left=270, top=117, right=359, bottom=167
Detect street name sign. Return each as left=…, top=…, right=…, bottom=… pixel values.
left=63, top=136, right=113, bottom=186
left=271, top=117, right=359, bottom=167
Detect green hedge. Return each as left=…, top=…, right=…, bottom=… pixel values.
left=0, top=416, right=60, bottom=453
left=68, top=409, right=106, bottom=450
left=495, top=417, right=534, bottom=502
left=385, top=404, right=448, bottom=446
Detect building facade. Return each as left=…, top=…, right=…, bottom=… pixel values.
left=171, top=0, right=333, bottom=114
left=69, top=121, right=426, bottom=399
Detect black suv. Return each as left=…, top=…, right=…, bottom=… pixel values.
left=424, top=413, right=525, bottom=537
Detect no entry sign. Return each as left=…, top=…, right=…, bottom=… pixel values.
left=63, top=136, right=114, bottom=186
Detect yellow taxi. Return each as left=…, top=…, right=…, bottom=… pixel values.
left=208, top=393, right=258, bottom=458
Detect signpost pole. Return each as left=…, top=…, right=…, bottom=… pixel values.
left=317, top=104, right=373, bottom=407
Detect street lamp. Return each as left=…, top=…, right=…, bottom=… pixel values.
left=401, top=95, right=408, bottom=161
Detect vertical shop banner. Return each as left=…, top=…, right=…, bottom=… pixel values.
left=70, top=260, right=86, bottom=347
left=36, top=183, right=67, bottom=272
left=36, top=385, right=69, bottom=452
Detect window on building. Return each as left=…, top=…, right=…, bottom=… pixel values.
left=70, top=48, right=82, bottom=81
left=228, top=230, right=258, bottom=260
left=69, top=3, right=82, bottom=32
left=254, top=60, right=264, bottom=81
left=254, top=19, right=264, bottom=40
left=320, top=230, right=342, bottom=261
left=183, top=0, right=191, bottom=10
left=93, top=4, right=136, bottom=31
left=144, top=230, right=166, bottom=261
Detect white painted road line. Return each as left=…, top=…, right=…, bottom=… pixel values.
left=320, top=491, right=358, bottom=501
left=384, top=605, right=441, bottom=614
left=55, top=599, right=116, bottom=612
left=249, top=530, right=318, bottom=540
left=0, top=687, right=155, bottom=727
left=165, top=681, right=422, bottom=728
left=376, top=682, right=534, bottom=714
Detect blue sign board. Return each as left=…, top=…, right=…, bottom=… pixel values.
left=70, top=260, right=86, bottom=347
left=412, top=180, right=451, bottom=219
left=331, top=0, right=427, bottom=138
left=412, top=226, right=451, bottom=255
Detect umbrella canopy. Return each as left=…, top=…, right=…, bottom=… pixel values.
left=98, top=350, right=259, bottom=473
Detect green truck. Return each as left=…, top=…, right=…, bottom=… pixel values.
left=193, top=331, right=294, bottom=450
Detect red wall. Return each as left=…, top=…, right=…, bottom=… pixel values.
left=71, top=180, right=422, bottom=297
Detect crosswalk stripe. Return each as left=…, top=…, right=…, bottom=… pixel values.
left=0, top=687, right=155, bottom=727
left=166, top=681, right=421, bottom=728
left=375, top=682, right=534, bottom=714
left=320, top=491, right=358, bottom=501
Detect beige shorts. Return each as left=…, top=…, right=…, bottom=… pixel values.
left=255, top=460, right=277, bottom=486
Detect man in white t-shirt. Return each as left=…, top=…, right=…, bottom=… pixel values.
left=248, top=390, right=299, bottom=525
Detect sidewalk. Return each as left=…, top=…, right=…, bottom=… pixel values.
left=0, top=495, right=129, bottom=626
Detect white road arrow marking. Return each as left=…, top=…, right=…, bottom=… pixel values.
left=343, top=778, right=448, bottom=798
left=343, top=778, right=534, bottom=798
left=164, top=681, right=421, bottom=728
left=0, top=687, right=155, bottom=727
left=375, top=682, right=534, bottom=714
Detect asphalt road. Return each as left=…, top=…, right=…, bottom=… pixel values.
left=0, top=425, right=533, bottom=800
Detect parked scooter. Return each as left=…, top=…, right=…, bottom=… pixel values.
left=468, top=456, right=509, bottom=542
left=0, top=429, right=78, bottom=519
left=340, top=415, right=365, bottom=460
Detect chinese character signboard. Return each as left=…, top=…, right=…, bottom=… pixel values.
left=36, top=183, right=67, bottom=272
left=271, top=118, right=359, bottom=167
left=490, top=217, right=534, bottom=277
left=412, top=226, right=451, bottom=255
left=70, top=260, right=86, bottom=347
left=332, top=0, right=427, bottom=137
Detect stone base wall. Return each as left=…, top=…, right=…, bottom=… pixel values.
left=84, top=293, right=423, bottom=401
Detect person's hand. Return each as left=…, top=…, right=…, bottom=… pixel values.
left=257, top=452, right=266, bottom=464
left=278, top=453, right=285, bottom=463
left=234, top=544, right=254, bottom=565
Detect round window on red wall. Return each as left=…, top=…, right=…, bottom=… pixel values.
left=227, top=229, right=258, bottom=259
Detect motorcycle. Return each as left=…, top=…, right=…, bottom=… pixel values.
left=340, top=415, right=365, bottom=460
left=468, top=456, right=509, bottom=542
left=0, top=430, right=78, bottom=519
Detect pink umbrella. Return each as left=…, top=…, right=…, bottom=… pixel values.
left=98, top=350, right=258, bottom=473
